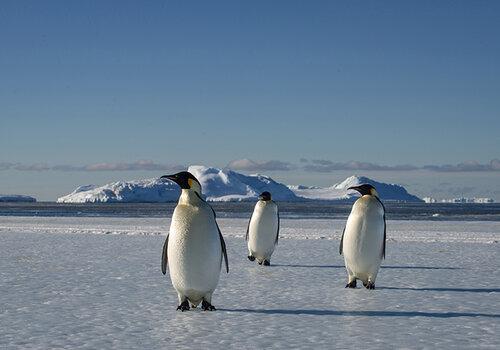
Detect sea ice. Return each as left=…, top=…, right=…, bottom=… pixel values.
left=0, top=217, right=498, bottom=349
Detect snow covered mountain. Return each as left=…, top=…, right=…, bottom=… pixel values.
left=57, top=165, right=300, bottom=203
left=57, top=179, right=181, bottom=203
left=288, top=185, right=353, bottom=201
left=189, top=165, right=300, bottom=201
left=289, top=175, right=423, bottom=202
left=0, top=194, right=37, bottom=203
left=57, top=167, right=421, bottom=203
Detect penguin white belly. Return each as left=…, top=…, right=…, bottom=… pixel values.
left=248, top=202, right=278, bottom=262
left=168, top=204, right=221, bottom=304
left=343, top=197, right=385, bottom=282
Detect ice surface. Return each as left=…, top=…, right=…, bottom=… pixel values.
left=1, top=218, right=499, bottom=349
left=1, top=216, right=499, bottom=243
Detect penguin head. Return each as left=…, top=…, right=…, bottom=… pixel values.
left=160, top=171, right=202, bottom=195
left=347, top=184, right=379, bottom=197
left=258, top=191, right=272, bottom=201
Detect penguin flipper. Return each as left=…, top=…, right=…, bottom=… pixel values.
left=382, top=212, right=386, bottom=259
left=161, top=234, right=169, bottom=275
left=275, top=207, right=280, bottom=245
left=339, top=226, right=345, bottom=255
left=245, top=212, right=253, bottom=241
left=376, top=197, right=387, bottom=260
left=218, top=227, right=229, bottom=273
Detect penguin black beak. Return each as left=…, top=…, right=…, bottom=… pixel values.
left=347, top=186, right=364, bottom=196
left=160, top=174, right=177, bottom=183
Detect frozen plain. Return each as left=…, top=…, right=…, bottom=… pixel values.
left=1, top=217, right=499, bottom=349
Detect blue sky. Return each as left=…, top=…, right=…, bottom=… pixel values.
left=1, top=0, right=499, bottom=200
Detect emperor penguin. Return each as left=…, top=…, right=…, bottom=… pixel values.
left=339, top=184, right=386, bottom=289
left=160, top=171, right=229, bottom=311
left=246, top=191, right=280, bottom=266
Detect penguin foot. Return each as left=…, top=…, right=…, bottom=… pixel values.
left=248, top=255, right=255, bottom=261
left=201, top=300, right=216, bottom=311
left=263, top=260, right=270, bottom=266
left=258, top=261, right=263, bottom=265
left=345, top=280, right=357, bottom=288
left=363, top=281, right=375, bottom=290
left=176, top=300, right=190, bottom=312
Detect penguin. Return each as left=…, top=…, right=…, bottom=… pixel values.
left=160, top=171, right=228, bottom=311
left=339, top=184, right=386, bottom=289
left=246, top=191, right=280, bottom=266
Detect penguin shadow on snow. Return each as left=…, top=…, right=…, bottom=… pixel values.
left=219, top=308, right=500, bottom=318
left=382, top=265, right=460, bottom=270
left=378, top=286, right=500, bottom=293
left=271, top=264, right=459, bottom=270
left=271, top=264, right=344, bottom=269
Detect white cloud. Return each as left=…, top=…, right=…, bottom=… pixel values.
left=302, top=159, right=418, bottom=172
left=1, top=160, right=185, bottom=172
left=422, top=159, right=500, bottom=172
left=227, top=159, right=294, bottom=172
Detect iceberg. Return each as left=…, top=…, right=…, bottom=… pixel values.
left=289, top=175, right=423, bottom=202
left=0, top=194, right=37, bottom=203
left=188, top=165, right=300, bottom=202
left=57, top=179, right=180, bottom=203
left=57, top=165, right=301, bottom=203
left=57, top=168, right=422, bottom=203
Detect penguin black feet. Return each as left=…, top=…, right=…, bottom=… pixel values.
left=345, top=280, right=357, bottom=288
left=177, top=300, right=190, bottom=312
left=201, top=300, right=216, bottom=311
left=248, top=255, right=255, bottom=261
left=263, top=260, right=270, bottom=266
left=363, top=281, right=375, bottom=290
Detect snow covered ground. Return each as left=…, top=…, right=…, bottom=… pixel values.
left=1, top=217, right=499, bottom=349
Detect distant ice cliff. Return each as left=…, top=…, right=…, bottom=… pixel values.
left=57, top=167, right=422, bottom=203
left=0, top=194, right=37, bottom=203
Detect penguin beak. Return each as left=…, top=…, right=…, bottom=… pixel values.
left=160, top=174, right=177, bottom=183
left=347, top=186, right=361, bottom=194
left=258, top=194, right=264, bottom=200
